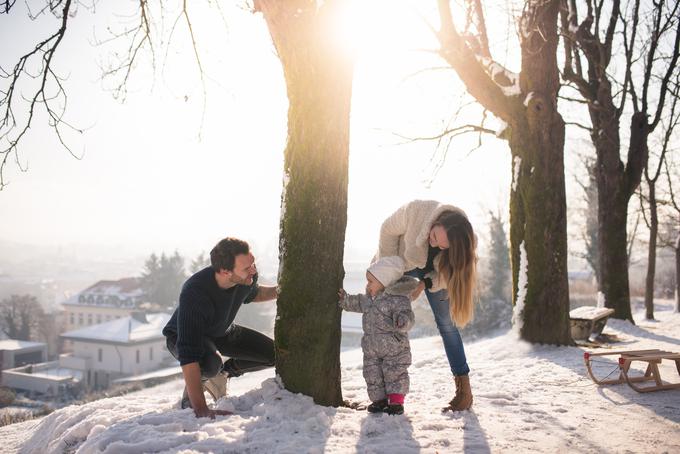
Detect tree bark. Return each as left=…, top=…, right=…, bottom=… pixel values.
left=438, top=0, right=571, bottom=344
left=508, top=0, right=571, bottom=344
left=644, top=181, right=658, bottom=319
left=257, top=0, right=353, bottom=406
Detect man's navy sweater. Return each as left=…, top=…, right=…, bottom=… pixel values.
left=162, top=267, right=259, bottom=365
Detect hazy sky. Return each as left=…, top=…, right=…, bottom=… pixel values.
left=1, top=1, right=578, bottom=271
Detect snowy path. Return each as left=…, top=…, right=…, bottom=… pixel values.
left=1, top=300, right=679, bottom=453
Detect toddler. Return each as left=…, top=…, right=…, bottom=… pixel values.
left=339, top=256, right=417, bottom=415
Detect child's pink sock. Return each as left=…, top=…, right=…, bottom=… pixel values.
left=388, top=393, right=404, bottom=405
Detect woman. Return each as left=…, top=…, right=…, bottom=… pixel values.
left=377, top=199, right=477, bottom=411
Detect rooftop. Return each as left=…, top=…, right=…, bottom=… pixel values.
left=61, top=313, right=170, bottom=344
left=61, top=277, right=145, bottom=308
left=0, top=340, right=46, bottom=351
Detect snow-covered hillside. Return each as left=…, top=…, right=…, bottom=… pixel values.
left=2, top=300, right=679, bottom=453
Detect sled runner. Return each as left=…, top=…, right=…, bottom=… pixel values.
left=584, top=349, right=680, bottom=392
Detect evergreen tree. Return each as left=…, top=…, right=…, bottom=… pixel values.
left=190, top=251, right=210, bottom=273
left=486, top=210, right=511, bottom=302
left=141, top=251, right=187, bottom=306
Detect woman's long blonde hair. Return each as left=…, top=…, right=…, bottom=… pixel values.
left=434, top=211, right=478, bottom=327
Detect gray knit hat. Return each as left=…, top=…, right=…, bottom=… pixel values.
left=368, top=256, right=406, bottom=287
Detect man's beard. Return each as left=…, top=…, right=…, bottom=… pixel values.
left=231, top=274, right=253, bottom=286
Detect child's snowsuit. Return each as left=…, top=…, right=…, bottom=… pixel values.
left=340, top=277, right=417, bottom=402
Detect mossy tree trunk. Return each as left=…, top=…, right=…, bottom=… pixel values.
left=256, top=0, right=353, bottom=406
left=438, top=0, right=572, bottom=344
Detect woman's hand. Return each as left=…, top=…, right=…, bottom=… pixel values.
left=338, top=289, right=347, bottom=300
left=409, top=281, right=425, bottom=301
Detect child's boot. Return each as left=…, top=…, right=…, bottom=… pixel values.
left=367, top=399, right=388, bottom=413
left=386, top=393, right=405, bottom=415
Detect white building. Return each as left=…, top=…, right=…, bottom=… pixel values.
left=61, top=277, right=146, bottom=332
left=59, top=312, right=173, bottom=389
left=1, top=361, right=82, bottom=396
left=0, top=340, right=48, bottom=370
left=1, top=340, right=79, bottom=396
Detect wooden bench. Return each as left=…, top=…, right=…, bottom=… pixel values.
left=584, top=349, right=680, bottom=392
left=569, top=307, right=615, bottom=341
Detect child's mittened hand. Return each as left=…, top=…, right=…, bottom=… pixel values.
left=395, top=314, right=408, bottom=329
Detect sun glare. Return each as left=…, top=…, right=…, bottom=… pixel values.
left=330, top=0, right=426, bottom=58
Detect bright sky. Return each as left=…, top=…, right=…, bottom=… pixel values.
left=0, top=0, right=561, bottom=270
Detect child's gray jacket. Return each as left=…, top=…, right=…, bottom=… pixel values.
left=340, top=277, right=418, bottom=401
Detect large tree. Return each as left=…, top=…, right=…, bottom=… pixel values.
left=0, top=294, right=44, bottom=341
left=1, top=0, right=352, bottom=405
left=561, top=0, right=680, bottom=321
left=436, top=0, right=572, bottom=344
left=255, top=0, right=352, bottom=406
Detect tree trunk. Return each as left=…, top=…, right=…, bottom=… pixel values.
left=561, top=6, right=642, bottom=322
left=257, top=0, right=353, bottom=406
left=644, top=181, right=658, bottom=319
left=598, top=194, right=633, bottom=320
left=508, top=0, right=572, bottom=344
left=587, top=78, right=636, bottom=322
left=436, top=0, right=571, bottom=344
left=675, top=234, right=680, bottom=313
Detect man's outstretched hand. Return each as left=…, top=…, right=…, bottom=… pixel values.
left=194, top=407, right=233, bottom=419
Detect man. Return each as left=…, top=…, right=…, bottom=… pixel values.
left=163, top=237, right=277, bottom=418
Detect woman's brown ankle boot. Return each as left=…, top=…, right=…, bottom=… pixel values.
left=445, top=375, right=473, bottom=412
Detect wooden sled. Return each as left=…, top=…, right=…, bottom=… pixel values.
left=584, top=349, right=680, bottom=393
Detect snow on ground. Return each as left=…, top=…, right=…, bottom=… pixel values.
left=2, top=300, right=679, bottom=453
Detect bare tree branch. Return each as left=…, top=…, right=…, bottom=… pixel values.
left=0, top=0, right=76, bottom=190
left=621, top=0, right=641, bottom=112
left=648, top=72, right=680, bottom=183
left=565, top=120, right=593, bottom=131
left=390, top=124, right=496, bottom=144
left=664, top=158, right=680, bottom=214
left=1, top=0, right=16, bottom=14
left=0, top=0, right=222, bottom=189
left=650, top=1, right=680, bottom=130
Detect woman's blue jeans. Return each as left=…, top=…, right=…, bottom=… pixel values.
left=405, top=269, right=470, bottom=376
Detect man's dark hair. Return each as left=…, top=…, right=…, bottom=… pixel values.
left=210, top=238, right=250, bottom=272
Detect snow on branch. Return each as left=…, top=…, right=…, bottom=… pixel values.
left=436, top=0, right=518, bottom=122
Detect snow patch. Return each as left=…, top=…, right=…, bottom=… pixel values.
left=523, top=91, right=537, bottom=107
left=278, top=169, right=291, bottom=280
left=496, top=120, right=508, bottom=138
left=512, top=241, right=529, bottom=333
left=476, top=56, right=521, bottom=97
left=5, top=301, right=680, bottom=453
left=512, top=156, right=522, bottom=192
